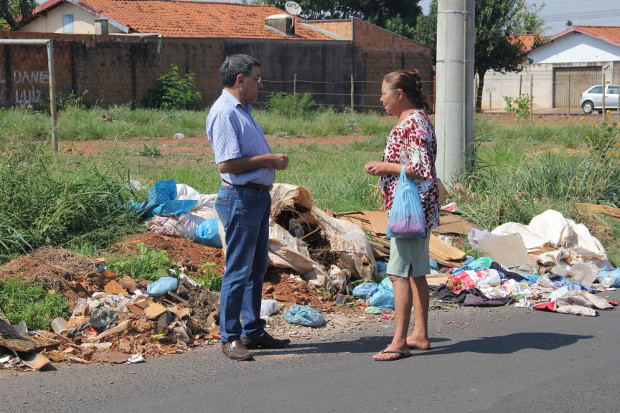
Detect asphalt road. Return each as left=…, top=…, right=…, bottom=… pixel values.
left=2, top=290, right=620, bottom=413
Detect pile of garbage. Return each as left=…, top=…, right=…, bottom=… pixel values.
left=2, top=179, right=619, bottom=371
left=0, top=246, right=223, bottom=371
left=351, top=208, right=619, bottom=316
left=136, top=180, right=376, bottom=291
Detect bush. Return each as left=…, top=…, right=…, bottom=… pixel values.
left=143, top=65, right=202, bottom=110
left=0, top=146, right=143, bottom=264
left=0, top=278, right=71, bottom=330
left=504, top=94, right=531, bottom=119
left=585, top=120, right=619, bottom=159
left=264, top=92, right=317, bottom=117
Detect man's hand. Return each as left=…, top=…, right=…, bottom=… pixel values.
left=269, top=153, right=289, bottom=170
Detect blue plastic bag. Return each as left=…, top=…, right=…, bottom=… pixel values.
left=195, top=217, right=223, bottom=248
left=599, top=267, right=620, bottom=287
left=352, top=282, right=379, bottom=299
left=283, top=304, right=325, bottom=327
left=369, top=284, right=395, bottom=310
left=386, top=167, right=426, bottom=239
left=130, top=179, right=196, bottom=219
left=146, top=276, right=178, bottom=296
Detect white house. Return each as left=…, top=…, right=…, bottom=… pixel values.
left=481, top=26, right=620, bottom=111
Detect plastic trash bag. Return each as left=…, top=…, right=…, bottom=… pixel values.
left=386, top=167, right=426, bottom=239
left=195, top=217, right=223, bottom=248
left=467, top=256, right=493, bottom=270
left=368, top=284, right=395, bottom=310
left=283, top=304, right=325, bottom=327
left=598, top=267, right=620, bottom=287
left=352, top=282, right=379, bottom=299
left=352, top=279, right=395, bottom=310
left=146, top=276, right=178, bottom=296
left=260, top=299, right=279, bottom=317
left=376, top=261, right=388, bottom=276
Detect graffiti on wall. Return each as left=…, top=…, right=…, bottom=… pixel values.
left=0, top=69, right=49, bottom=105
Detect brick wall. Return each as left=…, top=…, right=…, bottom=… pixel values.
left=0, top=31, right=224, bottom=107
left=304, top=20, right=352, bottom=39
left=0, top=28, right=432, bottom=110
left=351, top=19, right=434, bottom=109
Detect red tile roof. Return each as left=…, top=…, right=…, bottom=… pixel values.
left=548, top=26, right=620, bottom=48
left=30, top=0, right=335, bottom=40
left=509, top=34, right=546, bottom=52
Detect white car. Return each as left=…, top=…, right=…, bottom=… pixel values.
left=579, top=84, right=619, bottom=114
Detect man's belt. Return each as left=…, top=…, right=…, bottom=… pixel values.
left=221, top=180, right=272, bottom=192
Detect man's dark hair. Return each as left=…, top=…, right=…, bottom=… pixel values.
left=220, top=54, right=261, bottom=87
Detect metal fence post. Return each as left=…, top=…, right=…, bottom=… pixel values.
left=47, top=40, right=58, bottom=153
left=350, top=74, right=354, bottom=112
left=529, top=75, right=533, bottom=125
left=567, top=74, right=571, bottom=117
left=602, top=73, right=606, bottom=121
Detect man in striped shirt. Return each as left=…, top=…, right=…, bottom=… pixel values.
left=206, top=54, right=290, bottom=361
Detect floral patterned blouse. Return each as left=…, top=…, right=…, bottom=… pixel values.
left=380, top=109, right=440, bottom=230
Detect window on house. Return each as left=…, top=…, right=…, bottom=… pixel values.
left=63, top=14, right=74, bottom=34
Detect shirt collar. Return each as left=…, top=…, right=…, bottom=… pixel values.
left=222, top=89, right=252, bottom=112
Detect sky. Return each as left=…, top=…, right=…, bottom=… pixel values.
left=419, top=0, right=620, bottom=35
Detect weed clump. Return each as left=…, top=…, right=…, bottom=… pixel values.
left=0, top=278, right=71, bottom=330
left=106, top=242, right=175, bottom=281
left=264, top=92, right=317, bottom=117
left=0, top=145, right=143, bottom=264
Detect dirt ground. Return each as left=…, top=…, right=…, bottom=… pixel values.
left=58, top=113, right=606, bottom=156
left=61, top=134, right=369, bottom=156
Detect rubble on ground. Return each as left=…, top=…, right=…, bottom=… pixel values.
left=1, top=180, right=618, bottom=372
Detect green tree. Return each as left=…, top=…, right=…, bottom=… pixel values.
left=412, top=0, right=530, bottom=112
left=255, top=0, right=422, bottom=36
left=514, top=0, right=547, bottom=34
left=0, top=0, right=36, bottom=30
left=475, top=0, right=526, bottom=111
left=412, top=0, right=438, bottom=63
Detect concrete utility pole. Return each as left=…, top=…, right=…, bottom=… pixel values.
left=435, top=0, right=475, bottom=185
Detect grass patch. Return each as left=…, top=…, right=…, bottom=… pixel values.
left=0, top=278, right=71, bottom=330
left=0, top=107, right=618, bottom=267
left=106, top=242, right=175, bottom=281
left=0, top=144, right=144, bottom=264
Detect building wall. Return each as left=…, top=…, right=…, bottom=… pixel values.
left=480, top=61, right=618, bottom=111
left=20, top=4, right=125, bottom=35
left=304, top=20, right=352, bottom=39
left=0, top=30, right=432, bottom=111
left=529, top=33, right=620, bottom=63
left=223, top=38, right=365, bottom=108
left=0, top=31, right=223, bottom=107
left=351, top=19, right=433, bottom=109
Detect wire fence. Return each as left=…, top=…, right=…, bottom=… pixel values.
left=254, top=77, right=436, bottom=111
left=253, top=73, right=620, bottom=117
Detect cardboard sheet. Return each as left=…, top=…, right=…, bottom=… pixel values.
left=435, top=214, right=481, bottom=235
left=477, top=233, right=533, bottom=268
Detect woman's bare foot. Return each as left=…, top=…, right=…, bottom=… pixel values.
left=406, top=336, right=431, bottom=350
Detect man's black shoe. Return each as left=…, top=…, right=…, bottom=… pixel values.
left=241, top=332, right=291, bottom=349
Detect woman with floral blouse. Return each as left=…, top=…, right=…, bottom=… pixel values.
left=365, top=69, right=440, bottom=361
